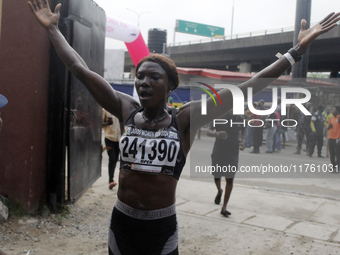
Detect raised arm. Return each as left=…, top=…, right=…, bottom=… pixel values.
left=27, top=0, right=138, bottom=120
left=189, top=12, right=340, bottom=130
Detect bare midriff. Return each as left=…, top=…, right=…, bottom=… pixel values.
left=117, top=168, right=178, bottom=210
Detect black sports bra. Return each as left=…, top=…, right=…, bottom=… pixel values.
left=119, top=107, right=186, bottom=180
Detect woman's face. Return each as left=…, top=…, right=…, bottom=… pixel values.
left=135, top=61, right=169, bottom=108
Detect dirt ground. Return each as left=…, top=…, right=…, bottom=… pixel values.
left=1, top=179, right=340, bottom=255
left=1, top=148, right=340, bottom=255
left=0, top=187, right=112, bottom=255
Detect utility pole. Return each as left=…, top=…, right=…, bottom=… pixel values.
left=230, top=0, right=235, bottom=39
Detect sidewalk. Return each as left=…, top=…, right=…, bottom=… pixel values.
left=176, top=177, right=340, bottom=254
left=95, top=151, right=340, bottom=255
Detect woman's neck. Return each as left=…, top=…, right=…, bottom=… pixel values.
left=142, top=107, right=168, bottom=124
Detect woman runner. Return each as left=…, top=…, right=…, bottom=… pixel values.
left=27, top=1, right=340, bottom=254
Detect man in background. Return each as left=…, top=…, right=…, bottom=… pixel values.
left=207, top=111, right=246, bottom=217
left=294, top=102, right=312, bottom=155
left=309, top=105, right=326, bottom=157
left=328, top=106, right=340, bottom=171
left=273, top=97, right=282, bottom=152
left=103, top=109, right=121, bottom=189
left=249, top=99, right=265, bottom=153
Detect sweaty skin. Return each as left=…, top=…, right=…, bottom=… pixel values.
left=27, top=0, right=340, bottom=210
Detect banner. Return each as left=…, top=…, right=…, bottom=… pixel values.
left=105, top=16, right=150, bottom=67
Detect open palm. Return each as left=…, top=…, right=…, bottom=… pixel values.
left=297, top=12, right=340, bottom=55
left=28, top=0, right=61, bottom=29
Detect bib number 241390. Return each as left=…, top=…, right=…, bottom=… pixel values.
left=120, top=136, right=179, bottom=166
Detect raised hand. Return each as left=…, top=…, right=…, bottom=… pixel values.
left=297, top=12, right=340, bottom=55
left=27, top=0, right=61, bottom=29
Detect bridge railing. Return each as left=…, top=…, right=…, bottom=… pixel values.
left=168, top=22, right=317, bottom=47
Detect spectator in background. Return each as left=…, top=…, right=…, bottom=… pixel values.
left=273, top=97, right=282, bottom=152
left=249, top=100, right=265, bottom=153
left=245, top=106, right=254, bottom=148
left=290, top=104, right=301, bottom=126
left=103, top=109, right=121, bottom=189
left=309, top=105, right=326, bottom=157
left=289, top=105, right=300, bottom=148
left=294, top=102, right=312, bottom=155
left=328, top=106, right=340, bottom=171
left=207, top=111, right=246, bottom=216
left=281, top=125, right=287, bottom=149
left=266, top=108, right=280, bottom=153
left=310, top=106, right=317, bottom=115
left=325, top=109, right=333, bottom=157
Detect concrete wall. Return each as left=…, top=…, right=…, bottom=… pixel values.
left=0, top=0, right=50, bottom=211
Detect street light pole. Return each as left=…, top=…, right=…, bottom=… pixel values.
left=230, top=0, right=235, bottom=39
left=126, top=8, right=150, bottom=27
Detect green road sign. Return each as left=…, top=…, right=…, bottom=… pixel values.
left=175, top=19, right=225, bottom=37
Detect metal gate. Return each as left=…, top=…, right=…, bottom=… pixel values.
left=46, top=0, right=106, bottom=209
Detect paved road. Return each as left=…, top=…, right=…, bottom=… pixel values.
left=187, top=135, right=340, bottom=200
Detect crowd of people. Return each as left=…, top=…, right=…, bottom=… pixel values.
left=243, top=100, right=340, bottom=165
left=245, top=98, right=286, bottom=154
left=293, top=103, right=340, bottom=164
left=205, top=99, right=340, bottom=216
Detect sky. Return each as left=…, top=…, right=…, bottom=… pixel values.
left=94, top=0, right=340, bottom=50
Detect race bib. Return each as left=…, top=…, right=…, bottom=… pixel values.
left=119, top=126, right=180, bottom=174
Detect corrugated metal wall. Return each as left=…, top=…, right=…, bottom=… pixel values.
left=0, top=0, right=105, bottom=212
left=0, top=0, right=50, bottom=211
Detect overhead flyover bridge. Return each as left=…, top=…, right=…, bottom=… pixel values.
left=124, top=25, right=340, bottom=74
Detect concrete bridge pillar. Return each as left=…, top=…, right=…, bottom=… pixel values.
left=238, top=62, right=252, bottom=73
left=292, top=0, right=311, bottom=79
